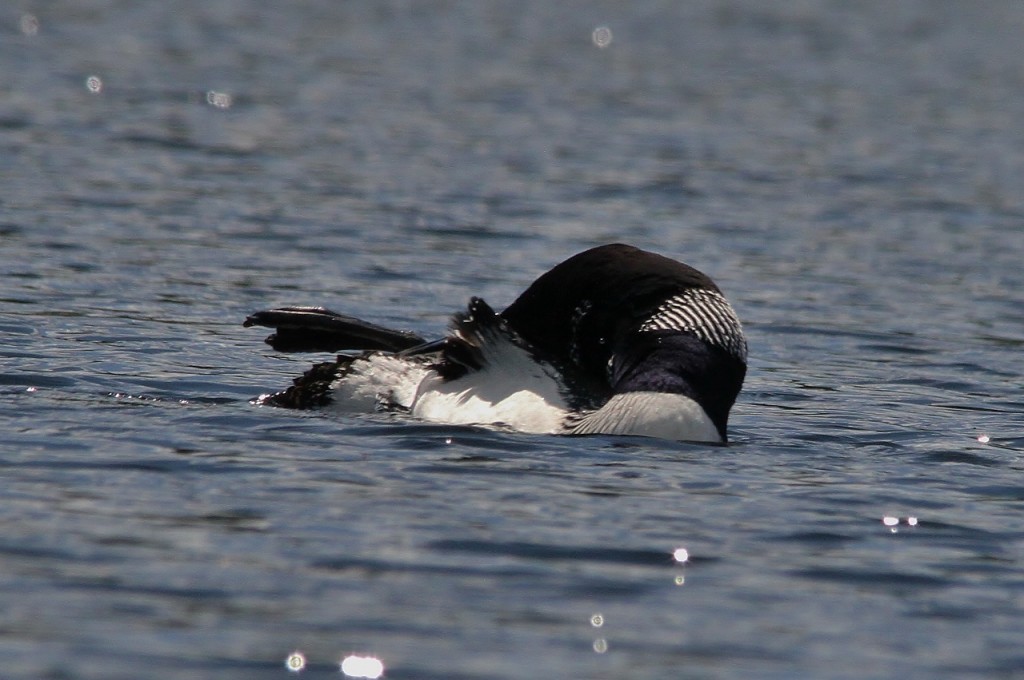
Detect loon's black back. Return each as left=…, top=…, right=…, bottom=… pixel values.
left=499, top=244, right=747, bottom=439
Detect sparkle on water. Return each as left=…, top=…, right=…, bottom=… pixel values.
left=591, top=25, right=612, bottom=48
left=340, top=655, right=385, bottom=679
left=205, top=90, right=233, bottom=109
left=284, top=651, right=306, bottom=672
left=20, top=12, right=40, bottom=36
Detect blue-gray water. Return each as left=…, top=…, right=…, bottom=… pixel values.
left=3, top=2, right=1024, bottom=678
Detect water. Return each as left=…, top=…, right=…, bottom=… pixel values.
left=3, top=1, right=1024, bottom=678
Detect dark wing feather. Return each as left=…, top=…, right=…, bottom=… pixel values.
left=254, top=358, right=348, bottom=409
left=243, top=306, right=425, bottom=353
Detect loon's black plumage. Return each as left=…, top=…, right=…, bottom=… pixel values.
left=243, top=306, right=425, bottom=353
left=245, top=244, right=747, bottom=442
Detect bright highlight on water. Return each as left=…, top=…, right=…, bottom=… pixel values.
left=340, top=655, right=385, bottom=679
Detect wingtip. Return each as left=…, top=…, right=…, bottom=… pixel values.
left=464, top=297, right=497, bottom=321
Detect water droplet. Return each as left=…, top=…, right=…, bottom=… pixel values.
left=86, top=75, right=103, bottom=94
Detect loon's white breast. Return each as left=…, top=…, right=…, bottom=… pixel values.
left=245, top=243, right=747, bottom=443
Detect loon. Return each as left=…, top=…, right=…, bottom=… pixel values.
left=244, top=243, right=747, bottom=443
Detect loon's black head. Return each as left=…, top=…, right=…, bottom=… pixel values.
left=501, top=243, right=747, bottom=441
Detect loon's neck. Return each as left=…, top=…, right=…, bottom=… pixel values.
left=610, top=332, right=745, bottom=441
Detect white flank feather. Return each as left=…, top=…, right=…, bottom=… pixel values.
left=411, top=331, right=568, bottom=434
left=570, top=392, right=721, bottom=442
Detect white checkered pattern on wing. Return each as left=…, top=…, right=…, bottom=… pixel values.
left=639, top=289, right=747, bottom=361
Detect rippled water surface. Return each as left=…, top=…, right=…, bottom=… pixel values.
left=3, top=2, right=1024, bottom=678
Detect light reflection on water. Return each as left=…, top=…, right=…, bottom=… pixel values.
left=340, top=655, right=385, bottom=679
left=284, top=651, right=306, bottom=672
left=591, top=25, right=613, bottom=49
left=19, top=12, right=39, bottom=36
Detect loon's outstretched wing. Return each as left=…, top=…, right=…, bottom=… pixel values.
left=247, top=298, right=569, bottom=422
left=243, top=306, right=425, bottom=353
